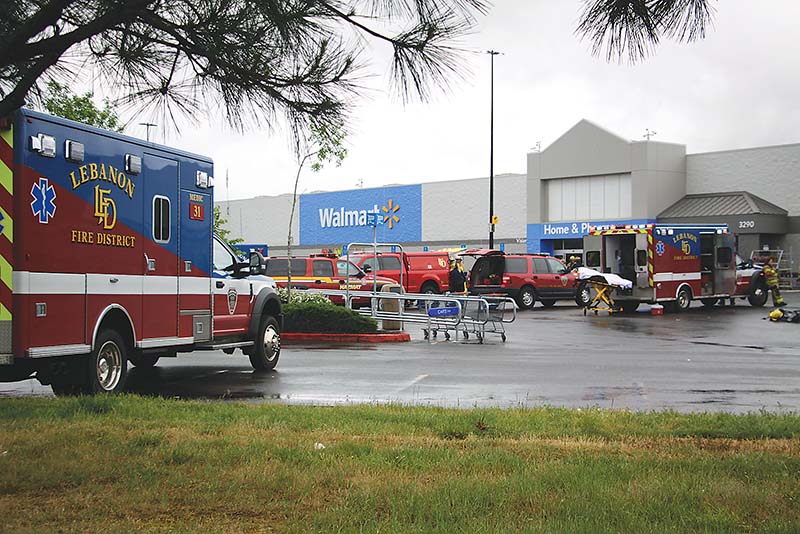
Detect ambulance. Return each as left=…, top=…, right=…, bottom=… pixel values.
left=0, top=109, right=282, bottom=394
left=581, top=223, right=766, bottom=312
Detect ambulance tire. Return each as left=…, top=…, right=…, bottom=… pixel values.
left=87, top=330, right=128, bottom=394
left=674, top=287, right=692, bottom=313
left=250, top=316, right=281, bottom=371
left=128, top=352, right=160, bottom=368
left=748, top=282, right=768, bottom=307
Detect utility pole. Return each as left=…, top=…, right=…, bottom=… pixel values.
left=487, top=50, right=502, bottom=249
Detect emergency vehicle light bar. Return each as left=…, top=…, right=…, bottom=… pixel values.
left=30, top=133, right=56, bottom=157
left=65, top=140, right=84, bottom=162
left=196, top=170, right=214, bottom=189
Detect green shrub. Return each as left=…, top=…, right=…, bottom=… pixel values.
left=283, top=301, right=378, bottom=333
left=277, top=287, right=333, bottom=305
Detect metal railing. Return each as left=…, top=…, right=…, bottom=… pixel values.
left=299, top=288, right=517, bottom=343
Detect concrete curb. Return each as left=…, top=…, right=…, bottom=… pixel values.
left=281, top=332, right=411, bottom=344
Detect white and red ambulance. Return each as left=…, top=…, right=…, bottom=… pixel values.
left=0, top=109, right=282, bottom=394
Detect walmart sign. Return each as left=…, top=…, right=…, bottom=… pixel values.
left=300, top=185, right=421, bottom=245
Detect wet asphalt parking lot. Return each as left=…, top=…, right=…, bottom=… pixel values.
left=2, top=299, right=799, bottom=413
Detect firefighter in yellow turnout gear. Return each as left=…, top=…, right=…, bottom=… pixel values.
left=762, top=257, right=785, bottom=307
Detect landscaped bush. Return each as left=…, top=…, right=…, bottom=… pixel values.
left=283, top=301, right=378, bottom=333
left=277, top=287, right=332, bottom=305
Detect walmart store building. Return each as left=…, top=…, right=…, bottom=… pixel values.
left=218, top=119, right=799, bottom=270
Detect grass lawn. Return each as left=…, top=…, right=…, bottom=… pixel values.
left=0, top=396, right=798, bottom=533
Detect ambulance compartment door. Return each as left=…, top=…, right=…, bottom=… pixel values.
left=582, top=235, right=603, bottom=272
left=142, top=155, right=179, bottom=341
left=713, top=233, right=736, bottom=296
left=635, top=233, right=650, bottom=289
left=179, top=188, right=212, bottom=343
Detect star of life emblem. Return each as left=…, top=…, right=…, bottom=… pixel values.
left=31, top=177, right=57, bottom=223
left=655, top=241, right=665, bottom=256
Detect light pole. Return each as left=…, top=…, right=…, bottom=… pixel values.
left=487, top=50, right=501, bottom=249
left=139, top=122, right=157, bottom=142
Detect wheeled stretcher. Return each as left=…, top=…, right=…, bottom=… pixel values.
left=576, top=267, right=634, bottom=316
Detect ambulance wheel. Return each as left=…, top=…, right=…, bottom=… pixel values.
left=675, top=287, right=692, bottom=313
left=541, top=299, right=556, bottom=308
left=517, top=286, right=536, bottom=310
left=87, top=330, right=127, bottom=394
left=128, top=352, right=160, bottom=368
left=250, top=316, right=281, bottom=371
left=701, top=298, right=719, bottom=308
left=748, top=283, right=768, bottom=307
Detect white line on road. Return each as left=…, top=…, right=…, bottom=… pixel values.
left=396, top=374, right=429, bottom=393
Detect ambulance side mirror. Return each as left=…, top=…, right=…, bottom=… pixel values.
left=249, top=251, right=267, bottom=275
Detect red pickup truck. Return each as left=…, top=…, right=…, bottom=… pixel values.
left=349, top=251, right=451, bottom=294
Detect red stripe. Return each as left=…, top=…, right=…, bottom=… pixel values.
left=0, top=135, right=11, bottom=215
left=0, top=234, right=10, bottom=264
left=0, top=277, right=11, bottom=310
left=0, top=134, right=11, bottom=168
left=0, top=182, right=11, bottom=216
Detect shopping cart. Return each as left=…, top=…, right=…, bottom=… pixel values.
left=423, top=295, right=516, bottom=343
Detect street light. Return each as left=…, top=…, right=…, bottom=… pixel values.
left=487, top=50, right=502, bottom=249
left=139, top=122, right=157, bottom=142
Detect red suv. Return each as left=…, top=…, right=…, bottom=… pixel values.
left=349, top=251, right=451, bottom=294
left=265, top=254, right=397, bottom=306
left=462, top=250, right=579, bottom=310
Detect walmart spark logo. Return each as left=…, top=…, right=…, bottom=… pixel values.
left=31, top=177, right=57, bottom=223
left=381, top=199, right=400, bottom=229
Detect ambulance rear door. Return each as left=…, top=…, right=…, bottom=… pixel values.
left=713, top=233, right=736, bottom=296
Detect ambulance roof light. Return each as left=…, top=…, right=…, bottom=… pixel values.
left=65, top=140, right=84, bottom=163
left=125, top=154, right=141, bottom=175
left=30, top=133, right=56, bottom=158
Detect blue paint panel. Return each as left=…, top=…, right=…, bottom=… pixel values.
left=527, top=219, right=655, bottom=253
left=299, top=185, right=422, bottom=246
left=655, top=230, right=701, bottom=257
left=180, top=190, right=212, bottom=274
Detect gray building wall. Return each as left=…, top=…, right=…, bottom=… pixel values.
left=687, top=144, right=800, bottom=268
left=527, top=119, right=687, bottom=225
left=216, top=193, right=299, bottom=255
left=422, top=173, right=527, bottom=251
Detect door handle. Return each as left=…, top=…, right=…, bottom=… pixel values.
left=216, top=281, right=224, bottom=289
left=533, top=276, right=538, bottom=280
left=109, top=277, right=119, bottom=284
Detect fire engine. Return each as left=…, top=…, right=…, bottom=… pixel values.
left=581, top=223, right=765, bottom=312
left=0, top=109, right=282, bottom=394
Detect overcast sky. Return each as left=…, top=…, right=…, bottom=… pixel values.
left=124, top=1, right=800, bottom=201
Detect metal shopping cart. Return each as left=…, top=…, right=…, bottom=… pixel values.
left=423, top=294, right=516, bottom=343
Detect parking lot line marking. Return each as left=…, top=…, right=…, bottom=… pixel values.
left=396, top=374, right=429, bottom=393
